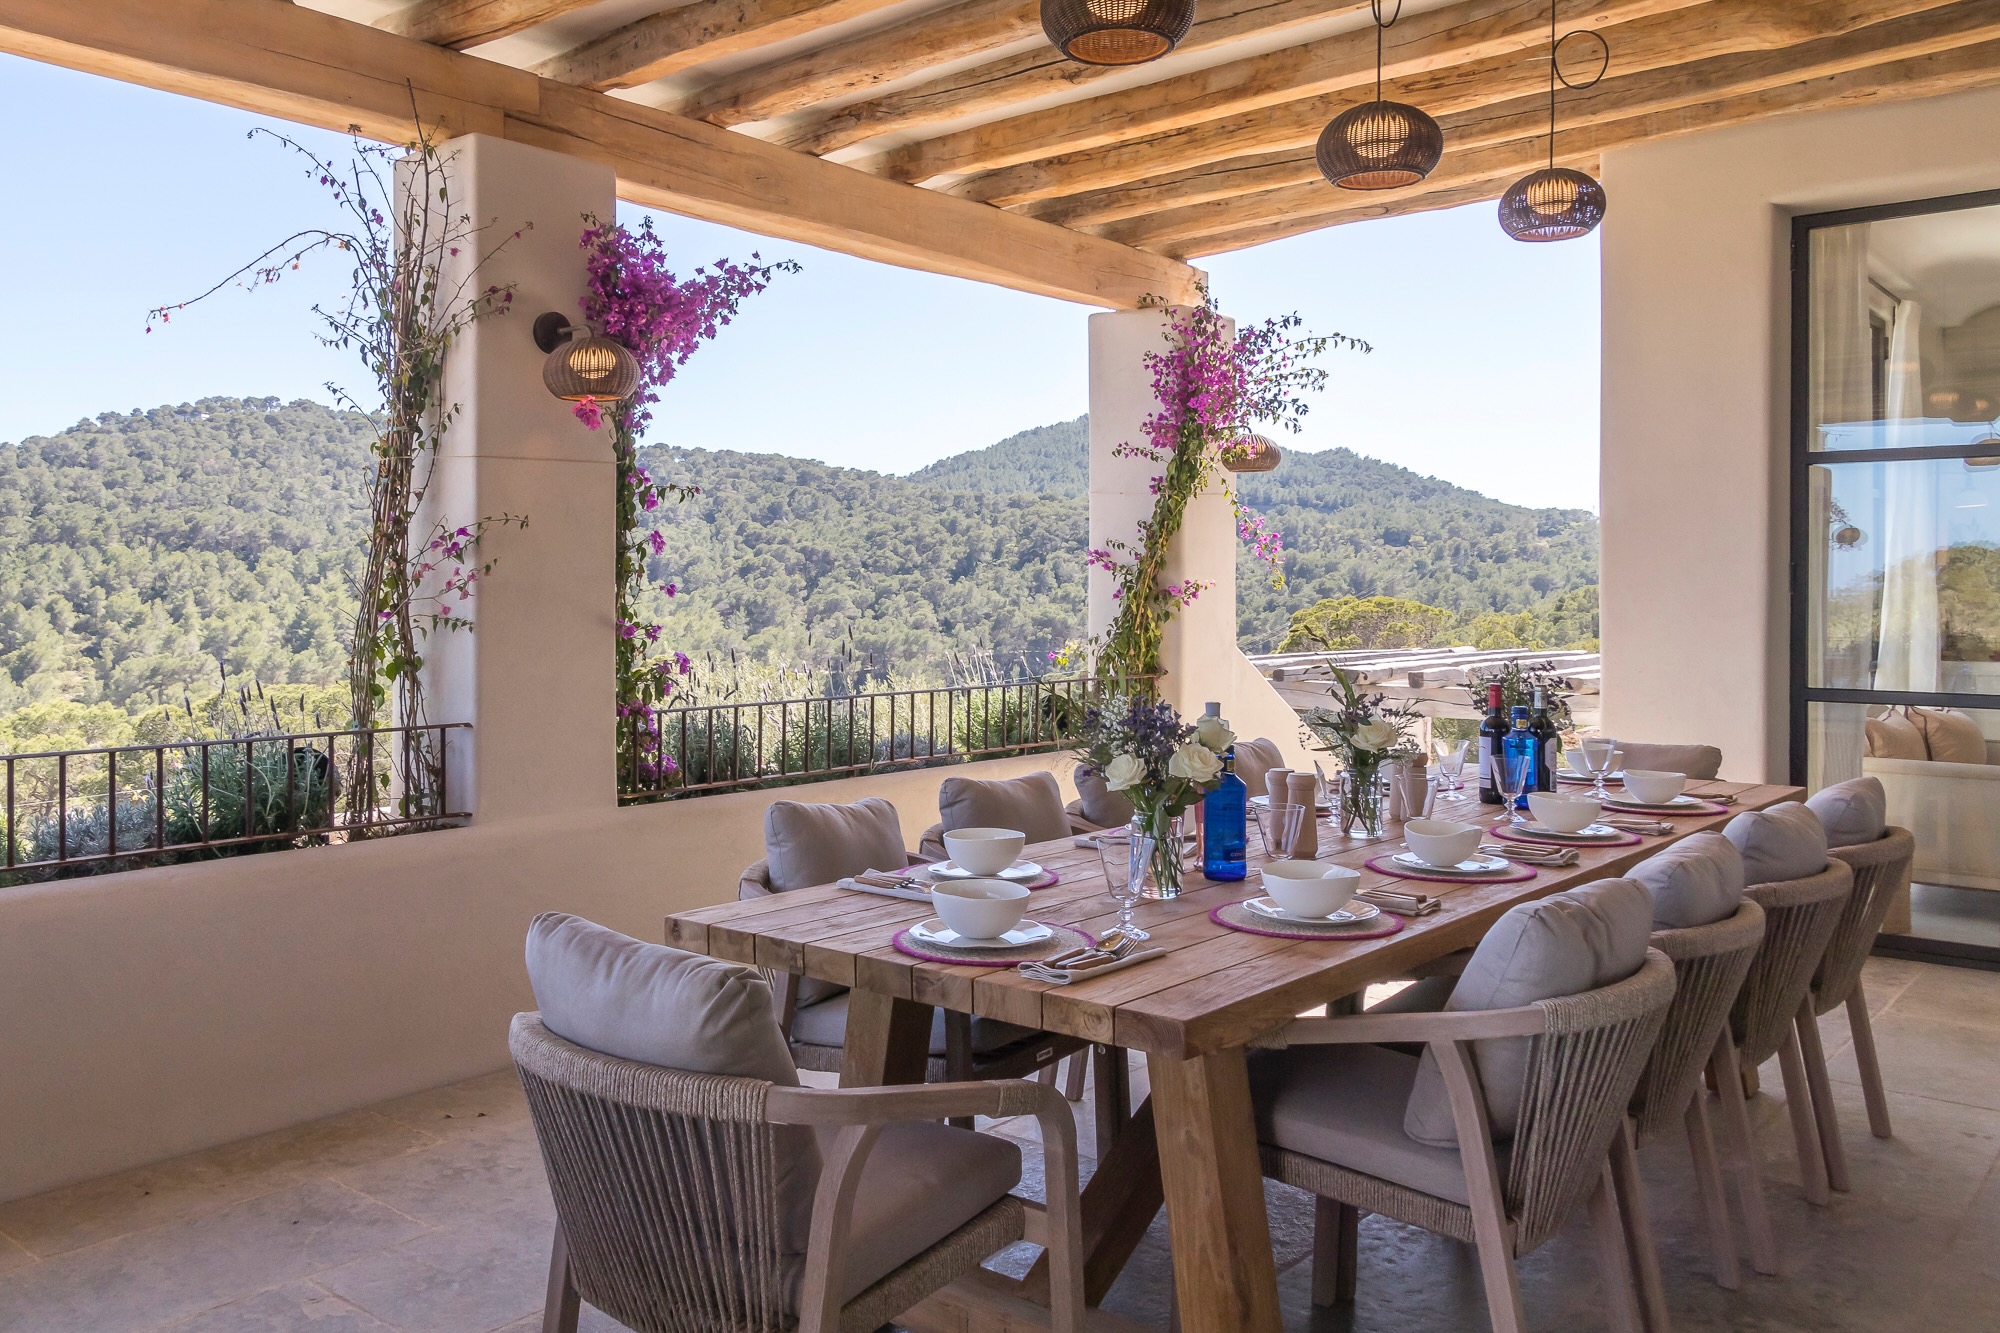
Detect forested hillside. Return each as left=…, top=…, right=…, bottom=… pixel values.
left=0, top=397, right=1599, bottom=718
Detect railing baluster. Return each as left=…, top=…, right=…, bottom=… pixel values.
left=107, top=749, right=118, bottom=859
left=4, top=756, right=13, bottom=869
left=154, top=746, right=165, bottom=852
left=57, top=753, right=67, bottom=863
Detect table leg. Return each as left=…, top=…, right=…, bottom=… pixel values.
left=1026, top=1095, right=1163, bottom=1306
left=838, top=989, right=933, bottom=1087
left=1092, top=1044, right=1132, bottom=1154
left=1147, top=1048, right=1282, bottom=1333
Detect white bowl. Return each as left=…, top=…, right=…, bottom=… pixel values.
left=1622, top=770, right=1686, bottom=805
left=1527, top=792, right=1602, bottom=833
left=1260, top=861, right=1361, bottom=919
left=943, top=827, right=1026, bottom=876
left=931, top=878, right=1030, bottom=940
left=1403, top=818, right=1484, bottom=868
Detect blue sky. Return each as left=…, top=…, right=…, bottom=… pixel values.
left=0, top=53, right=1601, bottom=511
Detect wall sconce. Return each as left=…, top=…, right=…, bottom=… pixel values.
left=535, top=313, right=639, bottom=404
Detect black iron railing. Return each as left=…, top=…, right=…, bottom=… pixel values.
left=0, top=723, right=470, bottom=879
left=622, top=676, right=1128, bottom=802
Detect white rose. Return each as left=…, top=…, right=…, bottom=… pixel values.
left=1353, top=720, right=1398, bottom=752
left=1168, top=742, right=1224, bottom=785
left=1195, top=715, right=1235, bottom=753
left=1102, top=753, right=1145, bottom=791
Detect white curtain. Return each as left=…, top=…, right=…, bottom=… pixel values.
left=1809, top=227, right=1873, bottom=440
left=1875, top=298, right=1942, bottom=692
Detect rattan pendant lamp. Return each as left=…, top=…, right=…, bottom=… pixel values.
left=1499, top=3, right=1607, bottom=241
left=1042, top=0, right=1195, bottom=65
left=1317, top=0, right=1442, bottom=190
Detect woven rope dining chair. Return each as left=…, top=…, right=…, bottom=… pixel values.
left=512, top=1014, right=1085, bottom=1333
left=1793, top=826, right=1916, bottom=1191
left=1256, top=950, right=1677, bottom=1333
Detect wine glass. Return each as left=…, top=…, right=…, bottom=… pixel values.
left=1434, top=739, right=1468, bottom=792
left=1579, top=735, right=1619, bottom=802
left=1254, top=801, right=1307, bottom=860
left=1097, top=830, right=1154, bottom=941
left=1497, top=751, right=1533, bottom=827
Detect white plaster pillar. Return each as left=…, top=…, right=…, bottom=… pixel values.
left=416, top=135, right=618, bottom=822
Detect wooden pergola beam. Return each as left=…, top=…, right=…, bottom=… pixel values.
left=0, top=0, right=1199, bottom=309
left=373, top=0, right=601, bottom=51
left=533, top=0, right=905, bottom=91
left=1170, top=34, right=2000, bottom=256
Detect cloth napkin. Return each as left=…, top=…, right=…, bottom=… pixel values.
left=1600, top=816, right=1674, bottom=835
left=1479, top=842, right=1578, bottom=867
left=1356, top=887, right=1441, bottom=917
left=1018, top=948, right=1165, bottom=984
left=836, top=869, right=934, bottom=902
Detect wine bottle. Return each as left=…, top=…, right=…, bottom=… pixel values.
left=1529, top=687, right=1558, bottom=794
left=1202, top=749, right=1248, bottom=881
left=1478, top=682, right=1507, bottom=805
left=1504, top=707, right=1536, bottom=810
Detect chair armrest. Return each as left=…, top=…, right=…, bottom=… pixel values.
left=768, top=1078, right=1063, bottom=1127
left=1267, top=1003, right=1548, bottom=1047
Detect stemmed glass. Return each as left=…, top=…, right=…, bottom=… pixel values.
left=1579, top=735, right=1619, bottom=802
left=1253, top=802, right=1307, bottom=860
left=1434, top=739, right=1469, bottom=792
left=1498, top=752, right=1534, bottom=827
left=1097, top=830, right=1154, bottom=941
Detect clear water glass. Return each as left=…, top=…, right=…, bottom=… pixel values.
left=1435, top=739, right=1468, bottom=791
left=1253, top=801, right=1307, bottom=860
left=1498, top=753, right=1533, bottom=827
left=1580, top=735, right=1619, bottom=801
left=1096, top=831, right=1154, bottom=941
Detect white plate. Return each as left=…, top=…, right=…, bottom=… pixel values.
left=1244, top=896, right=1380, bottom=925
left=1517, top=823, right=1624, bottom=841
left=907, top=918, right=1055, bottom=949
left=1392, top=851, right=1512, bottom=875
left=1606, top=795, right=1706, bottom=811
left=928, top=860, right=1046, bottom=882
left=1558, top=770, right=1624, bottom=784
left=1249, top=792, right=1334, bottom=814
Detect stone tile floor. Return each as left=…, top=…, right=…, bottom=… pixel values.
left=0, top=956, right=1995, bottom=1332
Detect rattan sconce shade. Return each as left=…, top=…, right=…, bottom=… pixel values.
left=1498, top=167, right=1606, bottom=242
left=1317, top=101, right=1443, bottom=190
left=542, top=334, right=640, bottom=402
left=1041, top=0, right=1194, bottom=65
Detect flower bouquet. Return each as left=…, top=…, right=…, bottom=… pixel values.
left=1301, top=668, right=1420, bottom=839
left=1076, top=693, right=1231, bottom=903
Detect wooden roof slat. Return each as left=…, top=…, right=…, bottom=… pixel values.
left=534, top=0, right=907, bottom=90
left=675, top=0, right=1041, bottom=129
left=373, top=0, right=602, bottom=50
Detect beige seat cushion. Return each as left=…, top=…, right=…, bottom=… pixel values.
left=765, top=797, right=909, bottom=893
left=1233, top=738, right=1287, bottom=799
left=1865, top=711, right=1927, bottom=760
left=782, top=1120, right=1021, bottom=1310
left=1806, top=776, right=1888, bottom=849
left=1628, top=832, right=1746, bottom=929
left=1724, top=802, right=1828, bottom=886
left=1073, top=763, right=1135, bottom=830
left=1617, top=741, right=1723, bottom=781
left=937, top=772, right=1070, bottom=844
left=1251, top=1042, right=1502, bottom=1205
left=789, top=992, right=1039, bottom=1058
left=1403, top=878, right=1652, bottom=1148
left=1911, top=707, right=1989, bottom=765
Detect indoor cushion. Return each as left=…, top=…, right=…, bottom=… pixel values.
left=1232, top=738, right=1287, bottom=800
left=524, top=913, right=819, bottom=1248
left=1616, top=742, right=1723, bottom=781
left=937, top=772, right=1070, bottom=844
left=1251, top=1043, right=1501, bottom=1205
left=789, top=992, right=1040, bottom=1058
left=1911, top=707, right=1989, bottom=765
left=1806, top=777, right=1888, bottom=849
left=765, top=797, right=909, bottom=893
left=1403, top=878, right=1652, bottom=1148
left=1073, top=763, right=1135, bottom=830
left=1628, top=832, right=1746, bottom=929
left=1724, top=802, right=1829, bottom=886
left=781, top=1120, right=1021, bottom=1309
left=1864, top=711, right=1927, bottom=760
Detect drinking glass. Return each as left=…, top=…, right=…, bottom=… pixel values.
left=1096, top=830, right=1154, bottom=940
left=1497, top=752, right=1533, bottom=827
left=1579, top=735, right=1619, bottom=801
left=1253, top=801, right=1307, bottom=860
left=1434, top=739, right=1468, bottom=792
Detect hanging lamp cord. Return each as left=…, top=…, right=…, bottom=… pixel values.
left=1371, top=0, right=1402, bottom=103
left=1547, top=0, right=1557, bottom=168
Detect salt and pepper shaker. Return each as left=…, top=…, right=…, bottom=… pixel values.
left=1265, top=769, right=1292, bottom=806
left=1285, top=772, right=1320, bottom=860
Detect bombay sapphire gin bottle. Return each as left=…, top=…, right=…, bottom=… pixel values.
left=1203, top=747, right=1249, bottom=881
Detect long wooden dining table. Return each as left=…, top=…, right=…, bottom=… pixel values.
left=665, top=777, right=1801, bottom=1333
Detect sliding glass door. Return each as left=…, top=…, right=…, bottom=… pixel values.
left=1791, top=191, right=2000, bottom=965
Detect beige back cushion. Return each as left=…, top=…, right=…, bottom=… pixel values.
left=1723, top=802, right=1829, bottom=886
left=1628, top=831, right=1746, bottom=929
left=1617, top=741, right=1723, bottom=781
left=938, top=771, right=1070, bottom=844
left=1403, top=878, right=1653, bottom=1148
left=524, top=913, right=820, bottom=1250
left=1072, top=763, right=1135, bottom=829
left=1911, top=707, right=1989, bottom=764
left=764, top=796, right=907, bottom=893
left=1232, top=738, right=1287, bottom=798
left=1864, top=711, right=1927, bottom=760
left=1806, top=776, right=1888, bottom=849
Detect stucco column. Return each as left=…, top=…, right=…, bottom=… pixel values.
left=416, top=135, right=618, bottom=821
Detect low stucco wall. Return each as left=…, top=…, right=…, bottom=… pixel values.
left=0, top=754, right=1073, bottom=1203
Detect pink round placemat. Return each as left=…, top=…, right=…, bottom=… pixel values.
left=1363, top=855, right=1538, bottom=886
left=932, top=868, right=1060, bottom=890
left=1602, top=799, right=1730, bottom=817
left=1210, top=901, right=1403, bottom=941
left=892, top=922, right=1094, bottom=967
left=1488, top=823, right=1642, bottom=848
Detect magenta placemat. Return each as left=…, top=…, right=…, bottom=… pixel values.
left=892, top=922, right=1094, bottom=967
left=1210, top=901, right=1403, bottom=941
left=1602, top=799, right=1731, bottom=817
left=1363, top=855, right=1538, bottom=886
left=1488, top=824, right=1642, bottom=849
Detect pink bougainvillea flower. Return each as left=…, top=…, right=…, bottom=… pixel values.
left=572, top=395, right=604, bottom=430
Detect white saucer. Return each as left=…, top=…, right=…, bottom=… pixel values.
left=1517, top=823, right=1623, bottom=841
left=1244, top=896, right=1380, bottom=925
left=1249, top=792, right=1334, bottom=814
left=907, top=918, right=1054, bottom=949
left=1606, top=795, right=1705, bottom=811
left=929, top=860, right=1046, bottom=882
left=1392, top=851, right=1511, bottom=875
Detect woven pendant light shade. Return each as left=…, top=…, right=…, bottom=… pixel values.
left=542, top=333, right=640, bottom=402
left=1317, top=101, right=1444, bottom=190
left=1498, top=167, right=1606, bottom=242
left=1041, top=0, right=1194, bottom=65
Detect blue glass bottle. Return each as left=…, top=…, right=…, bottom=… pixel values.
left=1202, top=749, right=1248, bottom=880
left=1503, top=706, right=1537, bottom=810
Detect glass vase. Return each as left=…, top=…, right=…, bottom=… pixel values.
left=1130, top=810, right=1186, bottom=900
left=1339, top=757, right=1385, bottom=840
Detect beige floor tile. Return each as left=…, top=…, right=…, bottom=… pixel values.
left=1883, top=962, right=2000, bottom=1031
left=372, top=1071, right=530, bottom=1141
left=153, top=1281, right=396, bottom=1332
left=333, top=1118, right=550, bottom=1229
left=0, top=1230, right=33, bottom=1278
left=1826, top=1011, right=2000, bottom=1112
left=316, top=1204, right=552, bottom=1333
